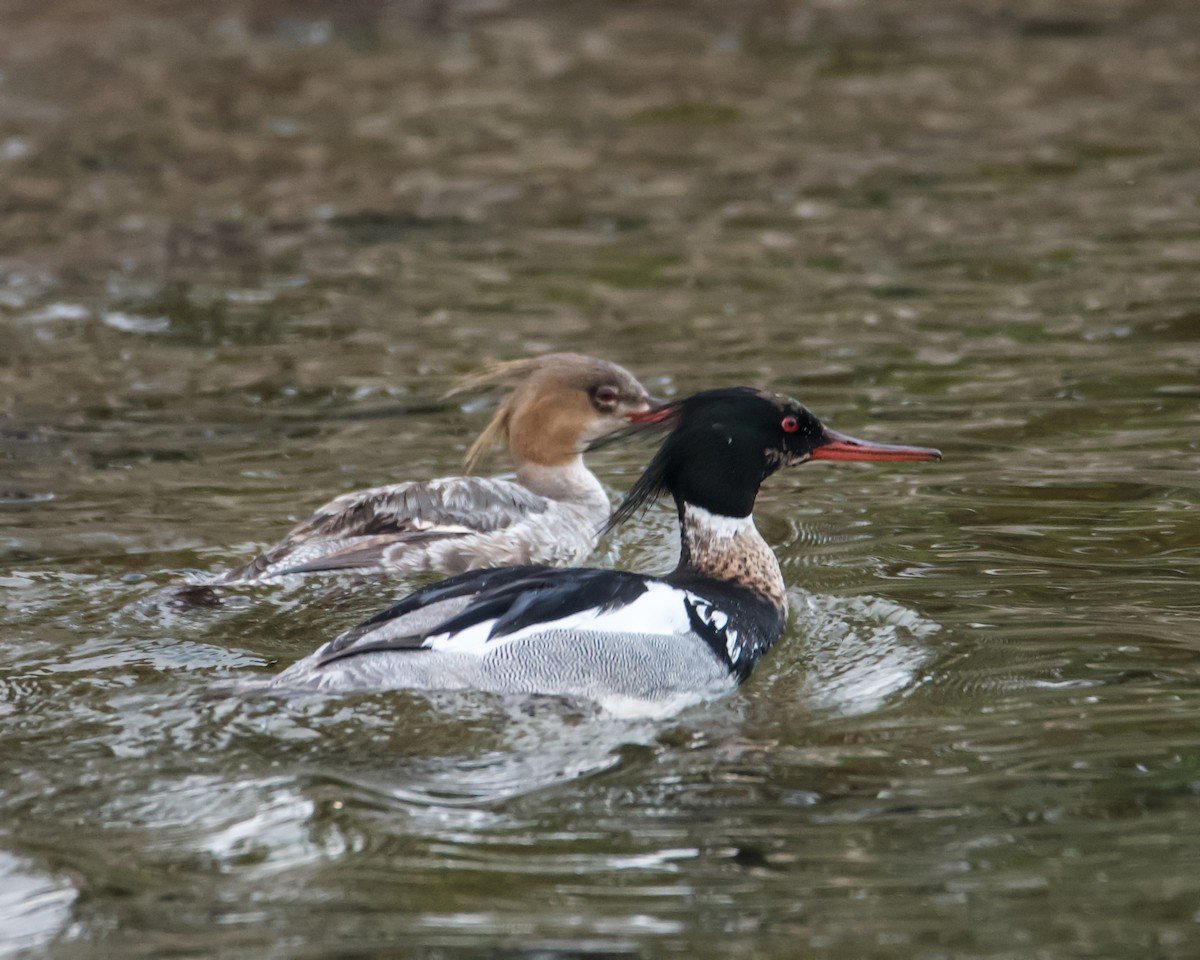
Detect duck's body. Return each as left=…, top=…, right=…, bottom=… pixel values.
left=222, top=354, right=652, bottom=581
left=271, top=510, right=785, bottom=707
left=270, top=388, right=940, bottom=710
left=224, top=464, right=610, bottom=579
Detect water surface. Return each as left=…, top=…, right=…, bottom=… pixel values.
left=2, top=1, right=1199, bottom=957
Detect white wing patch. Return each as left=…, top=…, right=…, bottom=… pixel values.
left=686, top=597, right=744, bottom=667
left=423, top=581, right=701, bottom=658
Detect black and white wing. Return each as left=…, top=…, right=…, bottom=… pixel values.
left=271, top=567, right=759, bottom=702
left=314, top=565, right=659, bottom=665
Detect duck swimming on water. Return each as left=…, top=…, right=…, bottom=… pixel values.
left=268, top=388, right=941, bottom=711
left=222, top=353, right=655, bottom=581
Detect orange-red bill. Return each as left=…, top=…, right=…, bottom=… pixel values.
left=627, top=399, right=675, bottom=424
left=812, top=428, right=942, bottom=462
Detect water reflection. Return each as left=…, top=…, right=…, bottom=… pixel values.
left=4, top=0, right=1200, bottom=955
left=784, top=589, right=939, bottom=716
left=0, top=853, right=76, bottom=959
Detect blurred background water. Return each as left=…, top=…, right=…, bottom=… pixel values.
left=1, top=1, right=1199, bottom=956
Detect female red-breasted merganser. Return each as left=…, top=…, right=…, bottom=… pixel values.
left=267, top=388, right=941, bottom=709
left=222, top=354, right=655, bottom=581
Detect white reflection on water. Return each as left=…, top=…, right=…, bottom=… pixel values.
left=0, top=851, right=76, bottom=958
left=100, top=774, right=339, bottom=868
left=786, top=589, right=940, bottom=716
left=272, top=694, right=669, bottom=809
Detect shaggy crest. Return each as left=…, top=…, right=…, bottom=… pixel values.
left=445, top=353, right=641, bottom=472
left=443, top=356, right=551, bottom=472
left=589, top=399, right=684, bottom=533
left=595, top=388, right=807, bottom=533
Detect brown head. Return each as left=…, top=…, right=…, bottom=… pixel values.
left=446, top=353, right=655, bottom=471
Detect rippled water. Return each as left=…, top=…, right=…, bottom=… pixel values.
left=2, top=1, right=1200, bottom=956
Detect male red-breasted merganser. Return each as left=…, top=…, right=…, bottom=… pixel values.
left=268, top=388, right=940, bottom=710
left=222, top=354, right=654, bottom=581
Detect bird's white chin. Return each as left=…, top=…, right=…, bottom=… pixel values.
left=580, top=415, right=625, bottom=445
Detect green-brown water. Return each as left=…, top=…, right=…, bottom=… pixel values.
left=3, top=2, right=1200, bottom=956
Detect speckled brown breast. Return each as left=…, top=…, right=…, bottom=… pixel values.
left=679, top=512, right=787, bottom=615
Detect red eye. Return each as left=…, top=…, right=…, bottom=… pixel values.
left=595, top=386, right=619, bottom=405
left=781, top=416, right=799, bottom=433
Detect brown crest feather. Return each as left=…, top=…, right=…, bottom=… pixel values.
left=444, top=353, right=640, bottom=472
left=461, top=398, right=513, bottom=473
left=442, top=357, right=553, bottom=398
left=444, top=358, right=549, bottom=472
left=444, top=355, right=594, bottom=473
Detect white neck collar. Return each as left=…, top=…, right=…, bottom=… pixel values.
left=682, top=503, right=757, bottom=539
